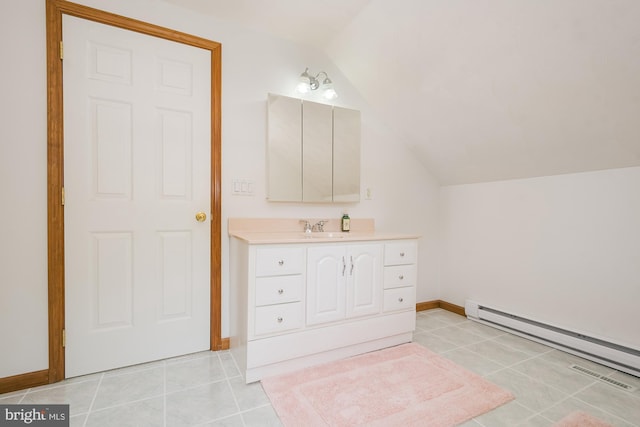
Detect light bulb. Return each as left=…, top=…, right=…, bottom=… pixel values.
left=323, top=87, right=338, bottom=99
left=296, top=81, right=311, bottom=93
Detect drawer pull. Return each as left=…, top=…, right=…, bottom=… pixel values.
left=400, top=252, right=405, bottom=257
left=277, top=316, right=283, bottom=323
left=277, top=289, right=284, bottom=295
left=398, top=297, right=404, bottom=302
left=278, top=260, right=284, bottom=266
left=398, top=274, right=404, bottom=280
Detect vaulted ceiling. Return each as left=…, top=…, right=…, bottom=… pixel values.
left=162, top=0, right=640, bottom=185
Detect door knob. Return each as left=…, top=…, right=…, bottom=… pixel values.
left=195, top=212, right=207, bottom=222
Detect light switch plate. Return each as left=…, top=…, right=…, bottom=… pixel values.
left=232, top=179, right=255, bottom=196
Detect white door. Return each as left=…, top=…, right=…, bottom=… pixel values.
left=63, top=15, right=212, bottom=377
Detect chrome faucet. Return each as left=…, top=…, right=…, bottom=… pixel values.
left=313, top=220, right=327, bottom=232
left=301, top=220, right=312, bottom=234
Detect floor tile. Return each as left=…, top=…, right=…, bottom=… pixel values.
left=464, top=339, right=534, bottom=367
left=455, top=320, right=507, bottom=340
left=0, top=393, right=25, bottom=404
left=541, top=396, right=636, bottom=427
left=457, top=419, right=484, bottom=426
left=493, top=333, right=555, bottom=357
left=607, top=369, right=640, bottom=398
left=69, top=413, right=87, bottom=427
left=241, top=405, right=283, bottom=427
left=20, top=379, right=100, bottom=416
left=227, top=376, right=271, bottom=411
left=202, top=413, right=245, bottom=427
left=165, top=380, right=238, bottom=426
left=473, top=400, right=536, bottom=427
left=101, top=359, right=165, bottom=378
left=218, top=351, right=241, bottom=378
left=574, top=382, right=640, bottom=425
left=517, top=414, right=556, bottom=427
left=415, top=315, right=451, bottom=331
left=441, top=347, right=505, bottom=376
left=84, top=396, right=164, bottom=427
left=165, top=353, right=226, bottom=393
left=423, top=309, right=468, bottom=325
left=511, top=354, right=599, bottom=394
left=540, top=349, right=616, bottom=376
left=428, top=324, right=487, bottom=347
left=91, top=367, right=164, bottom=411
left=412, top=331, right=459, bottom=353
left=487, top=368, right=569, bottom=413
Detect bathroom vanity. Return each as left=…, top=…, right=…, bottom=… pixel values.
left=228, top=218, right=419, bottom=383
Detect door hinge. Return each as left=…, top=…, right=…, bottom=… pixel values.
left=62, top=329, right=66, bottom=348
left=61, top=187, right=65, bottom=206
left=60, top=41, right=64, bottom=60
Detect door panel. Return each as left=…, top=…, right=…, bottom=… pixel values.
left=63, top=15, right=211, bottom=377
left=93, top=232, right=133, bottom=328
left=346, top=244, right=383, bottom=318
left=158, top=231, right=192, bottom=320
left=306, top=246, right=346, bottom=325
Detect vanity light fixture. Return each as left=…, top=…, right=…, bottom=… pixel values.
left=296, top=67, right=338, bottom=100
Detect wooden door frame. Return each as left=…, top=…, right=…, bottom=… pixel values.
left=46, top=0, right=222, bottom=383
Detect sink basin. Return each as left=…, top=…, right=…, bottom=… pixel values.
left=301, top=232, right=347, bottom=239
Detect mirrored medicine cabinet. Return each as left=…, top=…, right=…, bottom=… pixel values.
left=267, top=93, right=360, bottom=203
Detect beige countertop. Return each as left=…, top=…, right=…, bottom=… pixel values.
left=228, top=218, right=419, bottom=244
left=229, top=230, right=419, bottom=244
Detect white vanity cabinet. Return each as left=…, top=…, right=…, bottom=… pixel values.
left=306, top=244, right=382, bottom=325
left=229, top=235, right=418, bottom=383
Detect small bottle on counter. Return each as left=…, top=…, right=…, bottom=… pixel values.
left=341, top=213, right=351, bottom=232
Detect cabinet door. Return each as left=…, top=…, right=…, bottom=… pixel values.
left=306, top=245, right=346, bottom=325
left=333, top=106, right=360, bottom=202
left=266, top=94, right=302, bottom=202
left=346, top=244, right=383, bottom=318
left=302, top=101, right=333, bottom=202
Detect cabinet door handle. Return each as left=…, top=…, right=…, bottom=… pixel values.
left=399, top=274, right=404, bottom=280
left=278, top=260, right=284, bottom=266
left=277, top=289, right=284, bottom=295
left=277, top=316, right=283, bottom=323
left=342, top=256, right=346, bottom=276
left=400, top=252, right=405, bottom=257
left=398, top=297, right=404, bottom=303
left=350, top=256, right=354, bottom=275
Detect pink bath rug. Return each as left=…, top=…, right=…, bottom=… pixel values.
left=261, top=343, right=514, bottom=427
left=553, top=411, right=614, bottom=427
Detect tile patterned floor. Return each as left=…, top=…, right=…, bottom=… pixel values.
left=2, top=309, right=639, bottom=426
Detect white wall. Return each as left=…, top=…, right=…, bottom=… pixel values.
left=0, top=0, right=49, bottom=378
left=0, top=0, right=438, bottom=378
left=439, top=166, right=640, bottom=349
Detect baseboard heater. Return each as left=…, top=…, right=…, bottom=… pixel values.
left=465, top=300, right=640, bottom=378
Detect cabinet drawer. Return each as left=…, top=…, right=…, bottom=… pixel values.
left=254, top=302, right=303, bottom=335
left=255, top=247, right=304, bottom=276
left=255, top=275, right=303, bottom=306
left=384, top=241, right=417, bottom=266
left=383, top=265, right=416, bottom=289
left=383, top=287, right=415, bottom=312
